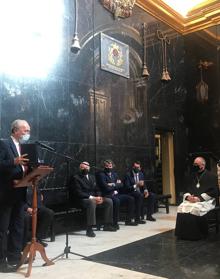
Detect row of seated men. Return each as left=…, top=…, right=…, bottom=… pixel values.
left=23, top=159, right=156, bottom=244
left=69, top=160, right=156, bottom=237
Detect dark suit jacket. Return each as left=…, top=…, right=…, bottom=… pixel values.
left=69, top=173, right=102, bottom=202
left=24, top=187, right=43, bottom=210
left=124, top=170, right=147, bottom=194
left=0, top=138, right=25, bottom=205
left=96, top=170, right=123, bottom=197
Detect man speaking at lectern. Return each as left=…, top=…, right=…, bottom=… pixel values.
left=0, top=119, right=30, bottom=273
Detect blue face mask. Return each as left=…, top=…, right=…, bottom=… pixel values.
left=19, top=133, right=30, bottom=143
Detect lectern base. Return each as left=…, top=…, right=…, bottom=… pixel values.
left=17, top=240, right=54, bottom=277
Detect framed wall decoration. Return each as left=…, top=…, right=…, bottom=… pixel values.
left=100, top=33, right=130, bottom=79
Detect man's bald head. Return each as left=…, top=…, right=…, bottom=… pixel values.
left=79, top=161, right=90, bottom=171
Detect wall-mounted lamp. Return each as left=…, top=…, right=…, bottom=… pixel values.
left=70, top=0, right=81, bottom=54
left=157, top=30, right=171, bottom=81
left=142, top=23, right=150, bottom=77
left=196, top=60, right=213, bottom=103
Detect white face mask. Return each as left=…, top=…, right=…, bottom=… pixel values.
left=19, top=133, right=30, bottom=143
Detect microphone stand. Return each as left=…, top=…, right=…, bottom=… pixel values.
left=39, top=147, right=88, bottom=261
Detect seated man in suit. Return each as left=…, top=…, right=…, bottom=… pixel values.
left=123, top=161, right=146, bottom=224
left=124, top=161, right=156, bottom=222
left=96, top=159, right=137, bottom=230
left=23, top=187, right=54, bottom=247
left=69, top=161, right=116, bottom=237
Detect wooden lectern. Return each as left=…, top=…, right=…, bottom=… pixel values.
left=14, top=166, right=54, bottom=277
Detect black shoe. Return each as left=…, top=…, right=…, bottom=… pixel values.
left=125, top=220, right=138, bottom=226
left=37, top=239, right=48, bottom=247
left=7, top=253, right=22, bottom=266
left=0, top=263, right=17, bottom=273
left=22, top=256, right=35, bottom=265
left=103, top=225, right=117, bottom=232
left=135, top=219, right=146, bottom=224
left=7, top=260, right=19, bottom=266
left=113, top=224, right=120, bottom=230
left=147, top=216, right=156, bottom=221
left=86, top=228, right=96, bottom=237
left=23, top=258, right=29, bottom=265
left=96, top=225, right=102, bottom=231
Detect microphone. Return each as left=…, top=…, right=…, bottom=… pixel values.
left=35, top=141, right=55, bottom=152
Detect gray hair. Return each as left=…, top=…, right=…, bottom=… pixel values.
left=195, top=156, right=206, bottom=166
left=11, top=119, right=27, bottom=133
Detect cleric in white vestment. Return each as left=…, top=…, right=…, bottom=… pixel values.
left=175, top=157, right=219, bottom=240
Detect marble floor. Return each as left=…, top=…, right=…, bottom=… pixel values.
left=2, top=206, right=220, bottom=279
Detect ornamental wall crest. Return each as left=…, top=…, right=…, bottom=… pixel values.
left=100, top=0, right=136, bottom=19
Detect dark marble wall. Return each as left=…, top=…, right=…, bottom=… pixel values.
left=0, top=0, right=188, bottom=203
left=184, top=25, right=220, bottom=165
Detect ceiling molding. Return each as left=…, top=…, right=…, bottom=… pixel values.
left=136, top=0, right=220, bottom=35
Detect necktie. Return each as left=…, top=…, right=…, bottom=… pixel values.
left=19, top=143, right=28, bottom=174
left=135, top=174, right=139, bottom=183
left=135, top=174, right=140, bottom=192
left=18, top=143, right=22, bottom=156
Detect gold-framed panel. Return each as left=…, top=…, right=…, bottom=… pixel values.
left=136, top=0, right=220, bottom=35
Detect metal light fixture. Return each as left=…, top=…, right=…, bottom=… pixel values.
left=157, top=30, right=171, bottom=81
left=196, top=60, right=213, bottom=103
left=142, top=23, right=150, bottom=77
left=70, top=0, right=81, bottom=54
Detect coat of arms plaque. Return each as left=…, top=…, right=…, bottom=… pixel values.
left=100, top=33, right=130, bottom=78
